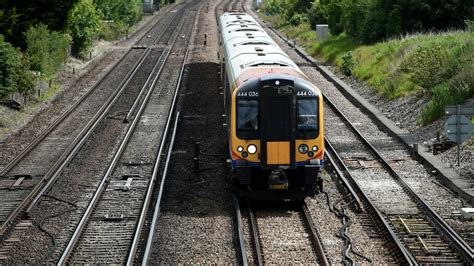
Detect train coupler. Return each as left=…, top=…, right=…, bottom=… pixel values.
left=268, top=169, right=288, bottom=190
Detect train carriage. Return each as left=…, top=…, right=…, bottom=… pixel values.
left=219, top=11, right=324, bottom=200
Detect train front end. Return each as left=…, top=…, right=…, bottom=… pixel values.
left=230, top=75, right=324, bottom=200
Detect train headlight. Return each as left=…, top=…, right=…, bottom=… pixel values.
left=298, top=144, right=309, bottom=154
left=247, top=144, right=257, bottom=154
left=237, top=146, right=243, bottom=152
left=312, top=145, right=318, bottom=152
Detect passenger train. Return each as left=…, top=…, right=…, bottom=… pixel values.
left=219, top=11, right=324, bottom=200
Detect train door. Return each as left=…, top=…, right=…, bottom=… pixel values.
left=259, top=82, right=296, bottom=169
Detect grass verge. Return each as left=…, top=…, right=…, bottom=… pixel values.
left=261, top=14, right=473, bottom=125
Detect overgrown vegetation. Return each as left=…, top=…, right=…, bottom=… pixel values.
left=261, top=0, right=474, bottom=124
left=263, top=0, right=473, bottom=43
left=25, top=24, right=71, bottom=81
left=95, top=0, right=143, bottom=40
left=68, top=0, right=102, bottom=55
left=0, top=0, right=145, bottom=102
left=0, top=35, right=23, bottom=98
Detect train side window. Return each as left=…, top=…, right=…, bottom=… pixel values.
left=297, top=98, right=318, bottom=138
left=237, top=99, right=258, bottom=131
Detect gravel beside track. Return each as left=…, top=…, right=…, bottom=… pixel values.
left=64, top=3, right=198, bottom=264
left=248, top=203, right=318, bottom=264
left=0, top=49, right=142, bottom=173
left=147, top=0, right=236, bottom=263
left=245, top=1, right=473, bottom=263
left=305, top=171, right=394, bottom=264
left=0, top=4, right=192, bottom=263
left=0, top=5, right=176, bottom=167
left=323, top=102, right=467, bottom=263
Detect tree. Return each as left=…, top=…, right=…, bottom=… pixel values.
left=25, top=24, right=71, bottom=83
left=17, top=55, right=37, bottom=103
left=68, top=0, right=102, bottom=56
left=0, top=35, right=22, bottom=98
left=0, top=0, right=78, bottom=49
left=361, top=0, right=474, bottom=43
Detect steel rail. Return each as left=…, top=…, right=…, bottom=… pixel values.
left=0, top=2, right=179, bottom=177
left=323, top=96, right=474, bottom=263
left=141, top=111, right=180, bottom=266
left=234, top=197, right=249, bottom=266
left=23, top=49, right=151, bottom=217
left=25, top=2, right=190, bottom=218
left=0, top=6, right=186, bottom=237
left=0, top=49, right=134, bottom=177
left=58, top=10, right=192, bottom=261
left=301, top=204, right=330, bottom=266
left=324, top=146, right=363, bottom=212
left=124, top=2, right=188, bottom=124
left=246, top=6, right=473, bottom=262
left=325, top=139, right=417, bottom=265
left=56, top=48, right=165, bottom=265
left=127, top=14, right=192, bottom=264
left=140, top=2, right=202, bottom=261
left=247, top=201, right=262, bottom=266
left=0, top=49, right=150, bottom=239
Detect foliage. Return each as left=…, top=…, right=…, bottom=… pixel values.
left=0, top=0, right=78, bottom=49
left=0, top=35, right=22, bottom=98
left=402, top=45, right=447, bottom=89
left=68, top=0, right=102, bottom=55
left=307, top=0, right=328, bottom=28
left=94, top=0, right=143, bottom=27
left=25, top=24, right=71, bottom=80
left=289, top=13, right=307, bottom=26
left=99, top=20, right=128, bottom=41
left=16, top=55, right=37, bottom=101
left=308, top=32, right=358, bottom=64
left=263, top=0, right=474, bottom=43
left=262, top=4, right=474, bottom=124
left=262, top=0, right=285, bottom=16
left=341, top=51, right=353, bottom=75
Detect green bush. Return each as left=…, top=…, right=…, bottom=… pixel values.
left=341, top=51, right=353, bottom=75
left=17, top=55, right=37, bottom=102
left=99, top=21, right=128, bottom=41
left=68, top=0, right=102, bottom=56
left=94, top=0, right=143, bottom=27
left=0, top=35, right=22, bottom=98
left=421, top=79, right=473, bottom=124
left=307, top=0, right=328, bottom=29
left=263, top=0, right=473, bottom=44
left=289, top=13, right=306, bottom=26
left=402, top=45, right=447, bottom=89
left=25, top=23, right=71, bottom=80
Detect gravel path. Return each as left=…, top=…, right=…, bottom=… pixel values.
left=150, top=0, right=236, bottom=263
left=0, top=4, right=186, bottom=264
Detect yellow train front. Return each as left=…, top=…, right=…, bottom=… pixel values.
left=220, top=11, right=324, bottom=200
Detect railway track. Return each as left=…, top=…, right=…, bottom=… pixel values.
left=323, top=96, right=473, bottom=264
left=0, top=3, right=197, bottom=264
left=56, top=2, right=198, bottom=264
left=0, top=3, right=190, bottom=243
left=241, top=3, right=473, bottom=264
left=234, top=199, right=328, bottom=265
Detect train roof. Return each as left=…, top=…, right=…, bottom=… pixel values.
left=220, top=12, right=305, bottom=85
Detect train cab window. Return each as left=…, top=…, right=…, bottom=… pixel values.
left=296, top=98, right=318, bottom=138
left=237, top=99, right=258, bottom=131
